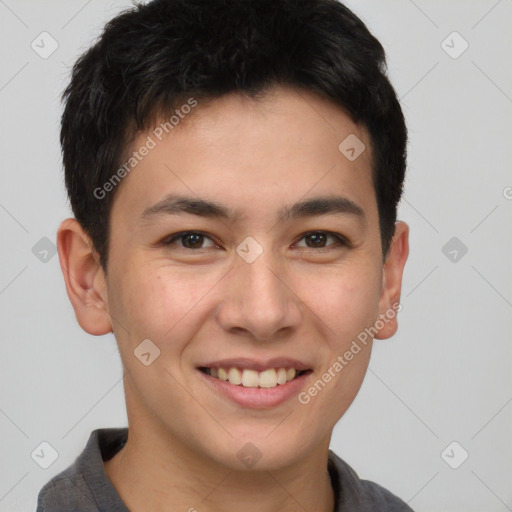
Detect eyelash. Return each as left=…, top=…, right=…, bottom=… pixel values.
left=161, top=230, right=350, bottom=251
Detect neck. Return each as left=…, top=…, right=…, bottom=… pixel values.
left=104, top=424, right=335, bottom=512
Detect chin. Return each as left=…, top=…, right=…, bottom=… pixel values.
left=203, top=427, right=316, bottom=472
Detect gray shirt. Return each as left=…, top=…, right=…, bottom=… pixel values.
left=36, top=428, right=413, bottom=511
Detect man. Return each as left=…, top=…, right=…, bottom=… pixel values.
left=37, top=0, right=411, bottom=510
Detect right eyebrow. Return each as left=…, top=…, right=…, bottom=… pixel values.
left=139, top=194, right=240, bottom=222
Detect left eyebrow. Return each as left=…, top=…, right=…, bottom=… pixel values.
left=278, top=195, right=365, bottom=223
left=139, top=193, right=366, bottom=224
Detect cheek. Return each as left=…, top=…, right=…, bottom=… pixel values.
left=294, top=266, right=381, bottom=432
left=108, top=262, right=219, bottom=347
left=299, top=260, right=382, bottom=348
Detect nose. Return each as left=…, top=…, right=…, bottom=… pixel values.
left=216, top=246, right=303, bottom=341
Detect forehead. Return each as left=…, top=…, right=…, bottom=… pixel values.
left=110, top=86, right=376, bottom=226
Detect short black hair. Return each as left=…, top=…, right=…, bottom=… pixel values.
left=61, top=0, right=407, bottom=272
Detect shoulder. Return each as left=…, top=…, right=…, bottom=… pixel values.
left=36, top=464, right=98, bottom=511
left=36, top=428, right=129, bottom=512
left=328, top=450, right=414, bottom=512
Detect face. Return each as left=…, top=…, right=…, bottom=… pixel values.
left=62, top=85, right=408, bottom=471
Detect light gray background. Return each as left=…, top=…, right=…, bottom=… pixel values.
left=1, top=1, right=511, bottom=510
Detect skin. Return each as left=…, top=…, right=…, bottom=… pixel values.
left=57, top=85, right=409, bottom=512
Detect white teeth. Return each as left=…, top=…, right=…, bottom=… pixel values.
left=206, top=366, right=304, bottom=388
left=276, top=368, right=288, bottom=385
left=259, top=368, right=277, bottom=388
left=286, top=368, right=296, bottom=381
left=228, top=367, right=242, bottom=385
left=241, top=369, right=260, bottom=388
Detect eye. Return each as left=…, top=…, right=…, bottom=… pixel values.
left=162, top=231, right=219, bottom=250
left=160, top=230, right=349, bottom=251
left=294, top=231, right=349, bottom=249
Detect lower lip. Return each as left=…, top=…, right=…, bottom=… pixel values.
left=197, top=369, right=311, bottom=409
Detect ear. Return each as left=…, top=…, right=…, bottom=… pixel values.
left=56, top=218, right=112, bottom=336
left=374, top=221, right=409, bottom=340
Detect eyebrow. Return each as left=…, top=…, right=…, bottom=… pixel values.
left=139, top=193, right=366, bottom=224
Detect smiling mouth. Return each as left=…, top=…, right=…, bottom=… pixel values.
left=198, top=366, right=311, bottom=388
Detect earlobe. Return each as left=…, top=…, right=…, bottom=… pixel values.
left=56, top=218, right=112, bottom=336
left=374, top=221, right=409, bottom=340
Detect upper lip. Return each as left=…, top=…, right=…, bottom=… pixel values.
left=197, top=357, right=312, bottom=372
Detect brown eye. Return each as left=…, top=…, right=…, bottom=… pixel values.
left=295, top=231, right=348, bottom=249
left=305, top=232, right=328, bottom=248
left=163, top=231, right=217, bottom=249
